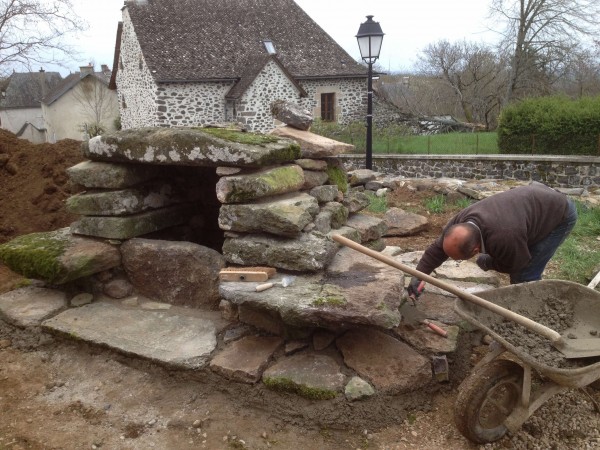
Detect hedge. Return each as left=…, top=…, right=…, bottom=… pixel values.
left=497, top=96, right=600, bottom=155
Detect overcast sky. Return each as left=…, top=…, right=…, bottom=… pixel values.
left=62, top=0, right=499, bottom=75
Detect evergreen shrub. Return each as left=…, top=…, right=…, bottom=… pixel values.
left=497, top=96, right=600, bottom=155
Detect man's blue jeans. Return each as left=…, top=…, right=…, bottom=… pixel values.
left=510, top=199, right=578, bottom=284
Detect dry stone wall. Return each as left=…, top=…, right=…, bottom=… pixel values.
left=339, top=154, right=600, bottom=189
left=64, top=126, right=387, bottom=274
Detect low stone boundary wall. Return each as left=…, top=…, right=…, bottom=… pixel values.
left=337, top=154, right=600, bottom=189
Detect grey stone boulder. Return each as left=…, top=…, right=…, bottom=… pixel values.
left=0, top=287, right=68, bottom=327
left=435, top=259, right=501, bottom=286
left=348, top=169, right=377, bottom=187
left=294, top=158, right=328, bottom=171
left=67, top=160, right=161, bottom=189
left=309, top=185, right=339, bottom=203
left=66, top=181, right=188, bottom=216
left=302, top=170, right=329, bottom=190
left=210, top=335, right=283, bottom=384
left=222, top=232, right=338, bottom=272
left=270, top=127, right=354, bottom=158
left=219, top=247, right=404, bottom=330
left=84, top=127, right=301, bottom=168
left=216, top=165, right=305, bottom=204
left=328, top=227, right=361, bottom=244
left=42, top=301, right=223, bottom=370
left=383, top=207, right=429, bottom=236
left=342, top=190, right=371, bottom=213
left=346, top=213, right=388, bottom=242
left=345, top=376, right=375, bottom=401
left=270, top=100, right=313, bottom=131
left=0, top=228, right=121, bottom=284
left=393, top=321, right=460, bottom=354
left=218, top=192, right=319, bottom=237
left=262, top=353, right=346, bottom=399
left=121, top=238, right=225, bottom=308
left=321, top=202, right=348, bottom=229
left=313, top=210, right=333, bottom=234
left=336, top=328, right=431, bottom=394
left=70, top=204, right=194, bottom=240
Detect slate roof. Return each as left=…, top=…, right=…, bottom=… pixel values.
left=125, top=0, right=367, bottom=83
left=43, top=71, right=111, bottom=106
left=0, top=72, right=63, bottom=109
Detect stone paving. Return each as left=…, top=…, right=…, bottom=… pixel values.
left=0, top=251, right=498, bottom=404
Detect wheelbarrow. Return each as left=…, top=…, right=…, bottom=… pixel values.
left=454, top=279, right=600, bottom=444
left=331, top=235, right=600, bottom=444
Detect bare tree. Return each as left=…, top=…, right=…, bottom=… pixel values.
left=559, top=44, right=600, bottom=98
left=416, top=40, right=505, bottom=129
left=491, top=0, right=600, bottom=105
left=71, top=74, right=117, bottom=137
left=0, top=0, right=85, bottom=75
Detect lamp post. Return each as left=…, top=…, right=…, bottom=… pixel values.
left=356, top=15, right=384, bottom=170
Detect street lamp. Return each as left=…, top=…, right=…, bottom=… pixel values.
left=356, top=15, right=384, bottom=170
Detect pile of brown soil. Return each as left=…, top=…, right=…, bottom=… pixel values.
left=0, top=129, right=84, bottom=243
left=0, top=130, right=84, bottom=291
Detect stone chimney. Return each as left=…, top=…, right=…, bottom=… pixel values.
left=101, top=64, right=110, bottom=75
left=38, top=67, right=47, bottom=100
left=80, top=64, right=94, bottom=77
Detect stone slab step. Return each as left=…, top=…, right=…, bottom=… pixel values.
left=42, top=300, right=229, bottom=369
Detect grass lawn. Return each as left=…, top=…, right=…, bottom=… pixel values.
left=373, top=132, right=499, bottom=155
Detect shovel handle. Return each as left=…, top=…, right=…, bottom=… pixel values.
left=332, top=235, right=562, bottom=343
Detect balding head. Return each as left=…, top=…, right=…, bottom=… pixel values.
left=442, top=223, right=481, bottom=260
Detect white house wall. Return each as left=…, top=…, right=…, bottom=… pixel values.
left=0, top=107, right=43, bottom=136
left=43, top=79, right=119, bottom=142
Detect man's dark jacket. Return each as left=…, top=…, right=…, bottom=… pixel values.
left=416, top=182, right=570, bottom=275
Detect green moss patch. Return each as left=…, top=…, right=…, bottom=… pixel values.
left=312, top=284, right=347, bottom=307
left=326, top=166, right=348, bottom=193
left=201, top=127, right=279, bottom=146
left=260, top=165, right=303, bottom=189
left=0, top=230, right=71, bottom=282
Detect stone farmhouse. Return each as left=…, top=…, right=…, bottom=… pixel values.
left=0, top=65, right=119, bottom=143
left=112, top=0, right=369, bottom=132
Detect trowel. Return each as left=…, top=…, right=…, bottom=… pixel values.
left=255, top=275, right=295, bottom=292
left=400, top=281, right=448, bottom=337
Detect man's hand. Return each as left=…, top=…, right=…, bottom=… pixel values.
left=476, top=254, right=493, bottom=271
left=407, top=277, right=425, bottom=301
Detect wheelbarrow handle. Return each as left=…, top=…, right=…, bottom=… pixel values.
left=332, top=235, right=562, bottom=343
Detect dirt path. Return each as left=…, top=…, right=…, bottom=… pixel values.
left=4, top=324, right=600, bottom=450
left=0, top=321, right=479, bottom=450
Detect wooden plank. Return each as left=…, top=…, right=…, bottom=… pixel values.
left=219, top=270, right=270, bottom=282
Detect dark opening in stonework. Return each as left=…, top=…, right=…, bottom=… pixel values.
left=143, top=166, right=224, bottom=252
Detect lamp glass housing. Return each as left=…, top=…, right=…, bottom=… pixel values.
left=355, top=15, right=384, bottom=64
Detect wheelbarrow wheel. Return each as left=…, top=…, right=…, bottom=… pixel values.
left=454, top=359, right=524, bottom=444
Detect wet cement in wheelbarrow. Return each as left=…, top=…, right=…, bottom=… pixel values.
left=490, top=295, right=600, bottom=369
